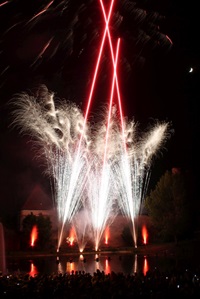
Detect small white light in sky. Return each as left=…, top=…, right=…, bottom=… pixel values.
left=189, top=67, right=193, bottom=73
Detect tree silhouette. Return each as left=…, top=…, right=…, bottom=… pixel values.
left=145, top=168, right=195, bottom=243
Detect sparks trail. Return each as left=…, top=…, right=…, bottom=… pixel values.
left=27, top=0, right=55, bottom=24
left=30, top=37, right=54, bottom=68
left=0, top=1, right=9, bottom=8
left=0, top=0, right=173, bottom=95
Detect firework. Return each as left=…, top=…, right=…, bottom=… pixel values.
left=7, top=1, right=172, bottom=251
left=10, top=86, right=171, bottom=250
left=10, top=85, right=91, bottom=249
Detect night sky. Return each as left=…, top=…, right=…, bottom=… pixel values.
left=0, top=0, right=199, bottom=226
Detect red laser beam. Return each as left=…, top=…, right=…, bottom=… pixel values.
left=99, top=0, right=126, bottom=150
left=73, top=0, right=115, bottom=166
left=99, top=0, right=127, bottom=172
left=80, top=0, right=115, bottom=140
left=103, top=38, right=120, bottom=166
left=77, top=0, right=123, bottom=156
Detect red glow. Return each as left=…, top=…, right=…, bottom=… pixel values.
left=105, top=258, right=111, bottom=274
left=104, top=226, right=110, bottom=244
left=142, top=225, right=148, bottom=245
left=30, top=225, right=38, bottom=247
left=66, top=261, right=75, bottom=273
left=68, top=227, right=76, bottom=246
left=143, top=256, right=149, bottom=276
left=29, top=262, right=38, bottom=277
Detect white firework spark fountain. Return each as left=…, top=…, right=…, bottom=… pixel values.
left=10, top=85, right=91, bottom=250
left=85, top=107, right=125, bottom=251
left=72, top=209, right=92, bottom=252
left=86, top=157, right=116, bottom=251
left=113, top=120, right=170, bottom=248
left=10, top=86, right=171, bottom=252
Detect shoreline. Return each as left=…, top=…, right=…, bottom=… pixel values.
left=6, top=240, right=197, bottom=258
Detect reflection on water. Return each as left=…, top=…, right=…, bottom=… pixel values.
left=143, top=256, right=149, bottom=276
left=6, top=252, right=198, bottom=277
left=29, top=262, right=38, bottom=277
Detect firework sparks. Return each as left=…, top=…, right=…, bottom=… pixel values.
left=9, top=86, right=171, bottom=250
left=10, top=85, right=91, bottom=250
left=113, top=121, right=170, bottom=247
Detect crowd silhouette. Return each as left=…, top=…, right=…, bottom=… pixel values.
left=0, top=266, right=200, bottom=298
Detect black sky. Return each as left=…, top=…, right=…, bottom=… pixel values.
left=0, top=0, right=199, bottom=225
